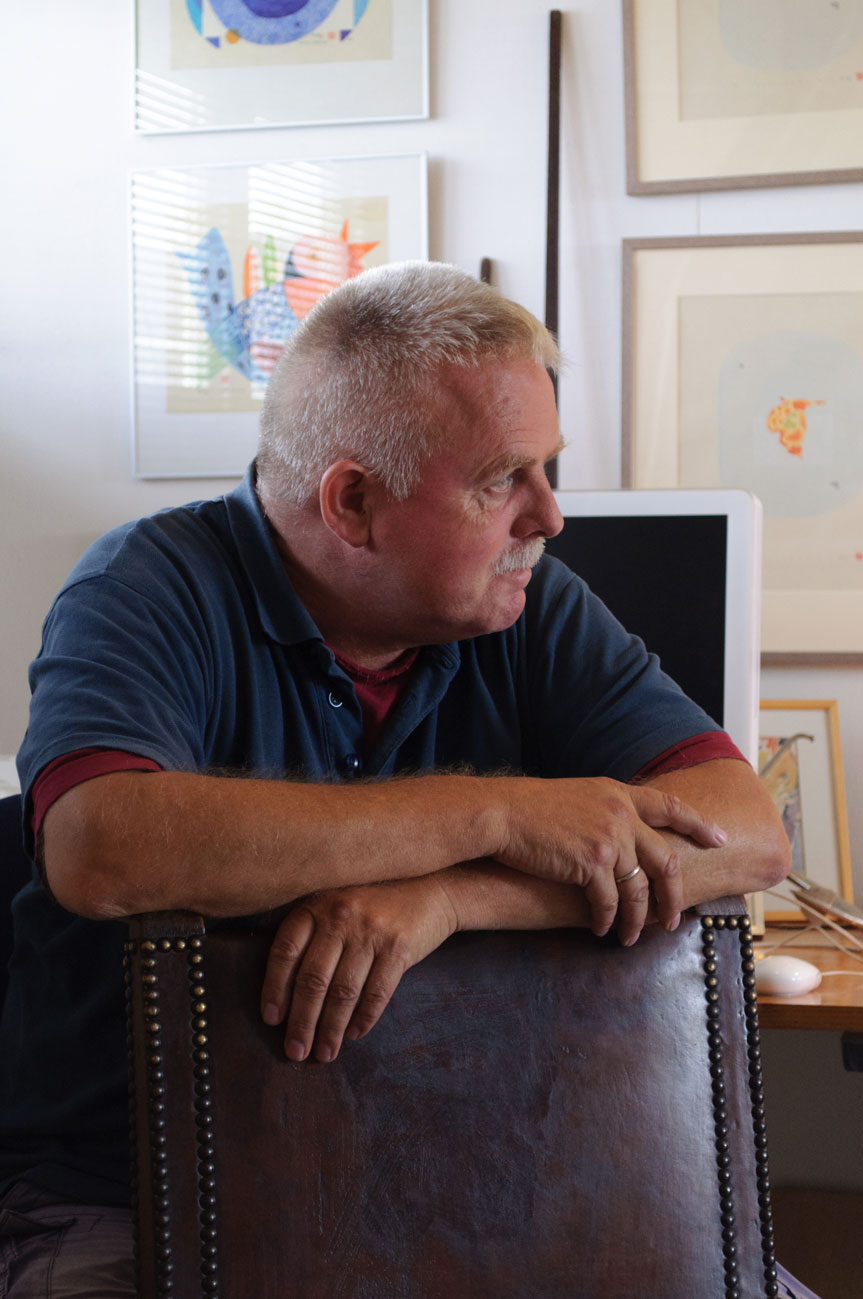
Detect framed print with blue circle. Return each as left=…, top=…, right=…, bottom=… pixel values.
left=130, top=153, right=427, bottom=477
left=135, top=0, right=428, bottom=132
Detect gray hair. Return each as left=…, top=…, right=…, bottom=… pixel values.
left=257, top=260, right=560, bottom=506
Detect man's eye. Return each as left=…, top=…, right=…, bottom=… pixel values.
left=487, top=474, right=515, bottom=494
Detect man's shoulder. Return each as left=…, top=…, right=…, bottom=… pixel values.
left=60, top=495, right=233, bottom=598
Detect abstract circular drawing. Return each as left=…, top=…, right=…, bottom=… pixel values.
left=208, top=0, right=341, bottom=44
left=718, top=330, right=863, bottom=518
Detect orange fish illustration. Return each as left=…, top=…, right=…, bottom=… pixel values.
left=283, top=221, right=379, bottom=321
left=765, top=397, right=825, bottom=458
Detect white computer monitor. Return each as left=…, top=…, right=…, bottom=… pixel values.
left=548, top=489, right=763, bottom=764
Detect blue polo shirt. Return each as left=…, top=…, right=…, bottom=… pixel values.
left=2, top=465, right=720, bottom=1205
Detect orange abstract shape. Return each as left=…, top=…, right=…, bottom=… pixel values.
left=765, top=397, right=824, bottom=459
left=283, top=221, right=379, bottom=321
left=243, top=247, right=261, bottom=301
left=225, top=29, right=241, bottom=43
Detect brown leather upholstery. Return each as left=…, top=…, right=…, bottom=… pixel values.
left=127, top=898, right=779, bottom=1299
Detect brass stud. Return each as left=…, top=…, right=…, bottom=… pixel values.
left=190, top=953, right=203, bottom=965
left=191, top=938, right=203, bottom=949
left=194, top=1002, right=207, bottom=1014
left=728, top=917, right=738, bottom=929
left=702, top=916, right=714, bottom=929
left=174, top=939, right=186, bottom=951
left=715, top=917, right=726, bottom=929
left=142, top=941, right=156, bottom=952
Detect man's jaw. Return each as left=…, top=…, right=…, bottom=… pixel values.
left=492, top=538, right=546, bottom=576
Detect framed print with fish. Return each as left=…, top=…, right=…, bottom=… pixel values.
left=134, top=0, right=428, bottom=133
left=622, top=0, right=863, bottom=193
left=131, top=153, right=427, bottom=478
left=758, top=700, right=853, bottom=922
left=622, top=233, right=863, bottom=656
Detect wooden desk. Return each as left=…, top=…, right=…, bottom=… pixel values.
left=756, top=928, right=863, bottom=1032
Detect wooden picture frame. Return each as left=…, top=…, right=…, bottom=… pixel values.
left=622, top=0, right=863, bottom=194
left=622, top=232, right=863, bottom=657
left=758, top=700, right=853, bottom=924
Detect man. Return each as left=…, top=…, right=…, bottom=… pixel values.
left=0, top=261, right=789, bottom=1296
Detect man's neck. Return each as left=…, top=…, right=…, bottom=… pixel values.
left=265, top=507, right=416, bottom=671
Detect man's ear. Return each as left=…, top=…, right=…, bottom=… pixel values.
left=318, top=460, right=375, bottom=548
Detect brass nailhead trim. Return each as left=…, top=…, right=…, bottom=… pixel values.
left=187, top=945, right=219, bottom=1297
left=701, top=917, right=740, bottom=1299
left=738, top=926, right=777, bottom=1296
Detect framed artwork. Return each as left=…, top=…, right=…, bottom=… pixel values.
left=131, top=153, right=427, bottom=478
left=622, top=233, right=863, bottom=656
left=622, top=0, right=863, bottom=194
left=134, top=0, right=428, bottom=133
left=758, top=700, right=852, bottom=923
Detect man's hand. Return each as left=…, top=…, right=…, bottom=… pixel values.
left=497, top=777, right=728, bottom=946
left=260, top=876, right=458, bottom=1063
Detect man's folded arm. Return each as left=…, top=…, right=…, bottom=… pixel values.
left=41, top=757, right=788, bottom=930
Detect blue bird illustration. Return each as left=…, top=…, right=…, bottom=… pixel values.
left=176, top=228, right=298, bottom=383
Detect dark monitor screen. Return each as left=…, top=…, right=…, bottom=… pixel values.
left=545, top=515, right=728, bottom=728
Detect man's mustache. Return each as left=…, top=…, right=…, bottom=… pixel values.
left=493, top=538, right=546, bottom=575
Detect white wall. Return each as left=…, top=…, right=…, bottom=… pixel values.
left=1, top=3, right=861, bottom=855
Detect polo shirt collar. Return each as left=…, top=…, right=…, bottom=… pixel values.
left=223, top=462, right=321, bottom=647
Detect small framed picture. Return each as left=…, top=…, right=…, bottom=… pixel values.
left=622, top=0, right=863, bottom=194
left=135, top=0, right=429, bottom=134
left=131, top=153, right=427, bottom=478
left=758, top=700, right=853, bottom=923
left=622, top=232, right=863, bottom=656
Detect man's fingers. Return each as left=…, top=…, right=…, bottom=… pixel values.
left=632, top=825, right=683, bottom=931
left=302, top=949, right=375, bottom=1063
left=260, top=909, right=315, bottom=1026
left=613, top=861, right=652, bottom=947
left=279, top=935, right=350, bottom=1061
left=583, top=868, right=622, bottom=938
left=631, top=785, right=727, bottom=848
left=315, top=953, right=405, bottom=1061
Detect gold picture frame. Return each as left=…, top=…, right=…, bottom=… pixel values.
left=622, top=0, right=863, bottom=194
left=758, top=700, right=853, bottom=924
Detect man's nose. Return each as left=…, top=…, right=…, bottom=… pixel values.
left=516, top=474, right=564, bottom=539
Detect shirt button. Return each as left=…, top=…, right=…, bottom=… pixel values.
left=342, top=753, right=362, bottom=776
left=327, top=691, right=343, bottom=709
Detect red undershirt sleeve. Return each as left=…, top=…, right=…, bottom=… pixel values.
left=631, top=731, right=747, bottom=783
left=31, top=748, right=162, bottom=840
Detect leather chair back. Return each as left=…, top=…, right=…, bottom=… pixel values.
left=127, top=898, right=778, bottom=1299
